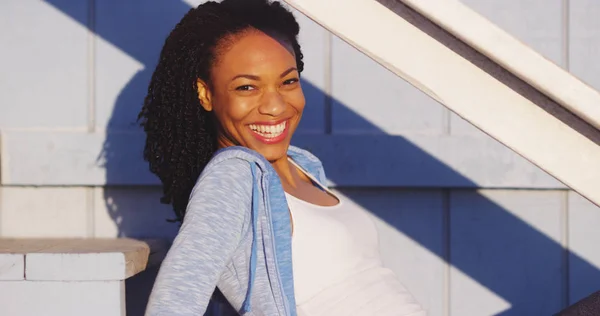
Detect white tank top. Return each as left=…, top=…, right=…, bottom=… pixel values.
left=285, top=160, right=427, bottom=316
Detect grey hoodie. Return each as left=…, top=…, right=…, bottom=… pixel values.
left=145, top=145, right=326, bottom=316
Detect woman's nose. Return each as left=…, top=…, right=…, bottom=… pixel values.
left=258, top=90, right=287, bottom=117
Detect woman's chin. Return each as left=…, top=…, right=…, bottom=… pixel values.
left=253, top=143, right=290, bottom=163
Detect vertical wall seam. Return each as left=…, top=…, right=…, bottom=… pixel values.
left=562, top=190, right=570, bottom=307
left=86, top=0, right=97, bottom=238
left=442, top=189, right=451, bottom=316
left=562, top=0, right=570, bottom=71
left=0, top=186, right=3, bottom=236
left=87, top=187, right=96, bottom=237
left=324, top=32, right=333, bottom=135
left=87, top=0, right=97, bottom=133
left=443, top=107, right=451, bottom=135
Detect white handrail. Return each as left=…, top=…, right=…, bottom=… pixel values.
left=399, top=0, right=600, bottom=131
left=283, top=0, right=600, bottom=207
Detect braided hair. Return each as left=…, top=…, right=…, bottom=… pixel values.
left=139, top=0, right=304, bottom=222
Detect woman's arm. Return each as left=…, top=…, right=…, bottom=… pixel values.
left=145, top=159, right=253, bottom=315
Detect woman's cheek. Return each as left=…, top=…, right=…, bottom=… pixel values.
left=291, top=91, right=306, bottom=113
left=226, top=98, right=256, bottom=120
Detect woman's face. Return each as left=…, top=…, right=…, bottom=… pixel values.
left=198, top=30, right=305, bottom=162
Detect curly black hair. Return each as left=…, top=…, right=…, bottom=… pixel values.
left=138, top=0, right=305, bottom=223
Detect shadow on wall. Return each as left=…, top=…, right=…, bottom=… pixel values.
left=46, top=1, right=600, bottom=315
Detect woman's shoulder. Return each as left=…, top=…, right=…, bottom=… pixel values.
left=287, top=145, right=327, bottom=182
left=201, top=146, right=264, bottom=178
left=206, top=146, right=268, bottom=170
left=188, top=148, right=258, bottom=202
left=287, top=145, right=323, bottom=165
left=202, top=154, right=253, bottom=179
left=186, top=153, right=254, bottom=223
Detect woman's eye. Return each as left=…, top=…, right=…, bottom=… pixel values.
left=283, top=78, right=299, bottom=85
left=236, top=85, right=255, bottom=91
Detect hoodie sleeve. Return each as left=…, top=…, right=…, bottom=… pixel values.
left=145, top=158, right=252, bottom=316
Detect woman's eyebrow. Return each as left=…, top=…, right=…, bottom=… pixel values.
left=231, top=74, right=260, bottom=81
left=279, top=67, right=298, bottom=78
left=230, top=67, right=297, bottom=82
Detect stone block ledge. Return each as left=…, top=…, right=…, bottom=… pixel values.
left=0, top=238, right=155, bottom=281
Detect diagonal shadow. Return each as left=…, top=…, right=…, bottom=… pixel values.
left=46, top=1, right=600, bottom=315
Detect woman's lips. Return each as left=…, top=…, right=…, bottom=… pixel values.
left=248, top=120, right=289, bottom=144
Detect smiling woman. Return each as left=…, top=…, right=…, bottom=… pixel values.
left=139, top=0, right=425, bottom=315
left=196, top=30, right=304, bottom=161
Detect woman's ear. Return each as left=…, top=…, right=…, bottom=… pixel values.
left=196, top=79, right=213, bottom=112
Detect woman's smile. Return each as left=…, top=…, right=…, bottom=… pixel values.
left=248, top=119, right=290, bottom=144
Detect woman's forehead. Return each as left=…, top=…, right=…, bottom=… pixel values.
left=213, top=31, right=297, bottom=76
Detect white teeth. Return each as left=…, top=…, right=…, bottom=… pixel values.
left=249, top=121, right=287, bottom=138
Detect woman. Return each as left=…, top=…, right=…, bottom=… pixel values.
left=141, top=0, right=426, bottom=315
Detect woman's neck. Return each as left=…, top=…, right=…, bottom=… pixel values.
left=271, top=156, right=301, bottom=189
